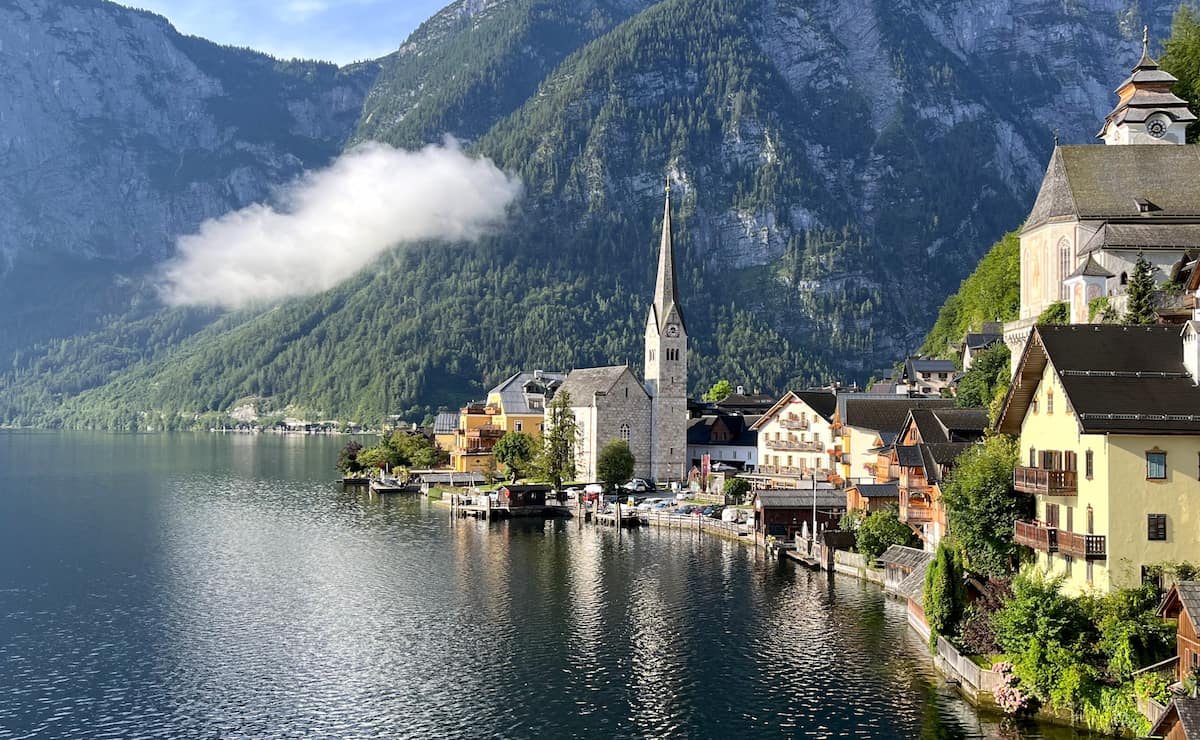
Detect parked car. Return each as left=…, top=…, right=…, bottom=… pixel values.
left=651, top=501, right=671, bottom=512
left=622, top=478, right=653, bottom=493
left=564, top=486, right=583, bottom=499
left=703, top=506, right=725, bottom=518
left=675, top=505, right=697, bottom=516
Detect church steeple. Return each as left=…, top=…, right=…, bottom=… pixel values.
left=1099, top=27, right=1195, bottom=145
left=650, top=179, right=686, bottom=333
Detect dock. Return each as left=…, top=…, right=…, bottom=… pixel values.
left=369, top=477, right=419, bottom=494
left=448, top=493, right=572, bottom=521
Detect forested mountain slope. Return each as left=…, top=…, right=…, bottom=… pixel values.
left=0, top=0, right=1182, bottom=428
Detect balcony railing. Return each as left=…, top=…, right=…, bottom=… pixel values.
left=1013, top=467, right=1078, bottom=496
left=758, top=465, right=828, bottom=477
left=1014, top=520, right=1105, bottom=560
left=901, top=505, right=936, bottom=524
left=466, top=424, right=505, bottom=439
left=765, top=439, right=824, bottom=452
left=779, top=418, right=810, bottom=430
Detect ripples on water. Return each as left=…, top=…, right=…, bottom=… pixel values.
left=0, top=433, right=1100, bottom=739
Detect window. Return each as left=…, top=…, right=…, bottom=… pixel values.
left=1029, top=447, right=1037, bottom=467
left=1064, top=450, right=1077, bottom=472
left=1059, top=238, right=1072, bottom=301
left=1086, top=561, right=1094, bottom=584
left=1066, top=506, right=1073, bottom=533
left=1148, top=513, right=1167, bottom=541
left=1045, top=503, right=1060, bottom=528
left=515, top=421, right=523, bottom=433
left=1032, top=398, right=1039, bottom=414
left=1085, top=450, right=1094, bottom=479
left=1064, top=554, right=1074, bottom=577
left=1146, top=450, right=1167, bottom=480
left=1120, top=271, right=1129, bottom=286
left=648, top=349, right=655, bottom=362
left=619, top=423, right=630, bottom=442
left=1087, top=505, right=1094, bottom=534
left=1046, top=390, right=1054, bottom=414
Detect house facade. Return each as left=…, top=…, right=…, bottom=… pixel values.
left=833, top=396, right=955, bottom=486
left=448, top=370, right=565, bottom=474
left=1157, top=581, right=1200, bottom=684
left=748, top=390, right=837, bottom=488
left=687, top=411, right=758, bottom=472
left=998, top=324, right=1200, bottom=595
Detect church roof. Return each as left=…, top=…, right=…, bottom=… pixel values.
left=1080, top=223, right=1200, bottom=255
left=650, top=182, right=687, bottom=334
left=1064, top=255, right=1115, bottom=279
left=557, top=365, right=646, bottom=405
left=1023, top=145, right=1200, bottom=233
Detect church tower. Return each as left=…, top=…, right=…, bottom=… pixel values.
left=1098, top=27, right=1195, bottom=145
left=644, top=180, right=688, bottom=484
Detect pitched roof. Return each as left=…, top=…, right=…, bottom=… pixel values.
left=433, top=412, right=458, bottom=435
left=1080, top=223, right=1200, bottom=255
left=754, top=488, right=844, bottom=509
left=896, top=564, right=930, bottom=601
left=895, top=445, right=925, bottom=468
left=905, top=358, right=957, bottom=376
left=558, top=366, right=644, bottom=405
left=963, top=332, right=1003, bottom=350
left=1150, top=696, right=1200, bottom=740
left=687, top=413, right=757, bottom=446
left=1065, top=255, right=1116, bottom=280
left=1024, top=145, right=1200, bottom=233
left=998, top=325, right=1200, bottom=435
left=1158, top=581, right=1200, bottom=619
left=879, top=545, right=933, bottom=570
left=750, top=390, right=837, bottom=430
left=839, top=397, right=956, bottom=435
left=489, top=370, right=567, bottom=416
left=851, top=481, right=899, bottom=499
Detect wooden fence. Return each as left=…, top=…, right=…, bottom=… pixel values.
left=936, top=636, right=1001, bottom=695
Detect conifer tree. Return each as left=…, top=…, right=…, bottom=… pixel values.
left=535, top=390, right=578, bottom=490
left=1123, top=254, right=1157, bottom=325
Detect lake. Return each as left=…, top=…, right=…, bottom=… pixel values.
left=0, top=432, right=1099, bottom=738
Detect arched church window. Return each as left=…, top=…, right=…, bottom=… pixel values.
left=619, top=424, right=630, bottom=442
left=1120, top=272, right=1128, bottom=286
left=1058, top=238, right=1072, bottom=300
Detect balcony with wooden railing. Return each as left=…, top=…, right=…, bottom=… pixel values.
left=466, top=424, right=506, bottom=439
left=1013, top=467, right=1077, bottom=496
left=901, top=503, right=937, bottom=524
left=1013, top=520, right=1105, bottom=560
left=779, top=417, right=810, bottom=430
left=765, top=439, right=824, bottom=452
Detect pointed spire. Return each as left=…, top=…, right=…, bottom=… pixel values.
left=652, top=176, right=683, bottom=330
left=1136, top=25, right=1156, bottom=69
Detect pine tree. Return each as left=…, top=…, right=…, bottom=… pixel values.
left=535, top=390, right=578, bottom=490
left=1123, top=254, right=1157, bottom=325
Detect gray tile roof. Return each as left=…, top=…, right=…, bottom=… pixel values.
left=839, top=397, right=955, bottom=435
left=895, top=445, right=925, bottom=468
left=897, top=565, right=930, bottom=601
left=1080, top=223, right=1200, bottom=255
left=1000, top=325, right=1200, bottom=435
left=754, top=488, right=844, bottom=509
left=1024, top=145, right=1200, bottom=233
left=852, top=481, right=899, bottom=499
left=879, top=545, right=932, bottom=570
left=1150, top=696, right=1200, bottom=739
left=1065, top=255, right=1115, bottom=279
left=489, top=370, right=566, bottom=416
left=558, top=366, right=644, bottom=405
left=963, top=332, right=1003, bottom=350
left=433, top=412, right=458, bottom=435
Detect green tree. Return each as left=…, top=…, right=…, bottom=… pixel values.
left=1123, top=253, right=1157, bottom=325
left=1037, top=301, right=1069, bottom=325
left=924, top=540, right=967, bottom=643
left=1163, top=4, right=1200, bottom=143
left=535, top=390, right=578, bottom=490
left=940, top=435, right=1031, bottom=577
left=597, top=439, right=635, bottom=491
left=855, top=507, right=918, bottom=560
left=336, top=440, right=363, bottom=474
left=723, top=477, right=751, bottom=505
left=356, top=445, right=389, bottom=471
left=493, top=431, right=536, bottom=482
left=703, top=379, right=734, bottom=402
left=955, top=343, right=1010, bottom=413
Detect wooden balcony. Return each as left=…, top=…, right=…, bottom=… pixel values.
left=779, top=417, right=810, bottom=430
left=1013, top=466, right=1077, bottom=496
left=1013, top=521, right=1105, bottom=560
left=765, top=439, right=824, bottom=452
left=466, top=424, right=505, bottom=439
left=901, top=505, right=936, bottom=524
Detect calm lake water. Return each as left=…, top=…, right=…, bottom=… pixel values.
left=0, top=432, right=1100, bottom=739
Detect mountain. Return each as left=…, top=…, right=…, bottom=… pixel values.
left=0, top=0, right=1184, bottom=429
left=0, top=0, right=378, bottom=362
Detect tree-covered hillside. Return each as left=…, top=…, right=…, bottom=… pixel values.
left=920, top=231, right=1020, bottom=359
left=0, top=0, right=1184, bottom=429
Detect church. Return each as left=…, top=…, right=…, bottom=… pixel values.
left=1006, top=30, right=1200, bottom=355
left=553, top=183, right=689, bottom=484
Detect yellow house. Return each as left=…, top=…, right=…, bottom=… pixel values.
left=832, top=395, right=955, bottom=485
left=448, top=371, right=565, bottom=474
left=998, top=324, right=1200, bottom=595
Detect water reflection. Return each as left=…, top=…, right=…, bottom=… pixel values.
left=0, top=433, right=1102, bottom=738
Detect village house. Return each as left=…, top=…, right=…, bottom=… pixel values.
left=898, top=357, right=958, bottom=397
left=686, top=410, right=758, bottom=472
left=746, top=390, right=837, bottom=488
left=1005, top=37, right=1200, bottom=363
left=752, top=487, right=845, bottom=542
left=960, top=322, right=1003, bottom=371
left=844, top=481, right=898, bottom=513
left=892, top=407, right=988, bottom=550
left=998, top=324, right=1200, bottom=595
left=447, top=370, right=565, bottom=474
left=1157, top=581, right=1200, bottom=685
left=832, top=396, right=955, bottom=486
left=1149, top=696, right=1200, bottom=740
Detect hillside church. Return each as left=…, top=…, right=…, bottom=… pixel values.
left=556, top=184, right=689, bottom=483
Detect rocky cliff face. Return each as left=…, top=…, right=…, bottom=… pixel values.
left=0, top=0, right=376, bottom=355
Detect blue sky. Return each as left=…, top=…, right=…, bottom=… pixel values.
left=122, top=0, right=450, bottom=64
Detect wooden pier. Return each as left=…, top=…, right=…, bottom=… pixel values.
left=448, top=493, right=572, bottom=521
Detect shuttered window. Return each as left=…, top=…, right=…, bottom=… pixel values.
left=1046, top=503, right=1060, bottom=528
left=1148, top=514, right=1167, bottom=541
left=1085, top=450, right=1094, bottom=480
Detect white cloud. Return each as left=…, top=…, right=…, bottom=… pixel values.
left=158, top=141, right=522, bottom=309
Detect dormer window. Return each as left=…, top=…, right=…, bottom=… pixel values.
left=1134, top=197, right=1160, bottom=214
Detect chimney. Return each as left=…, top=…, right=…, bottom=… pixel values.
left=736, top=385, right=745, bottom=395
left=1184, top=322, right=1200, bottom=385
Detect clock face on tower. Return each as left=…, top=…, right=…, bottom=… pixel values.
left=1146, top=117, right=1168, bottom=138
left=666, top=324, right=679, bottom=338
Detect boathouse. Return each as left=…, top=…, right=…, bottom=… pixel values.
left=752, top=488, right=845, bottom=540
left=1157, top=581, right=1200, bottom=683
left=497, top=484, right=552, bottom=509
